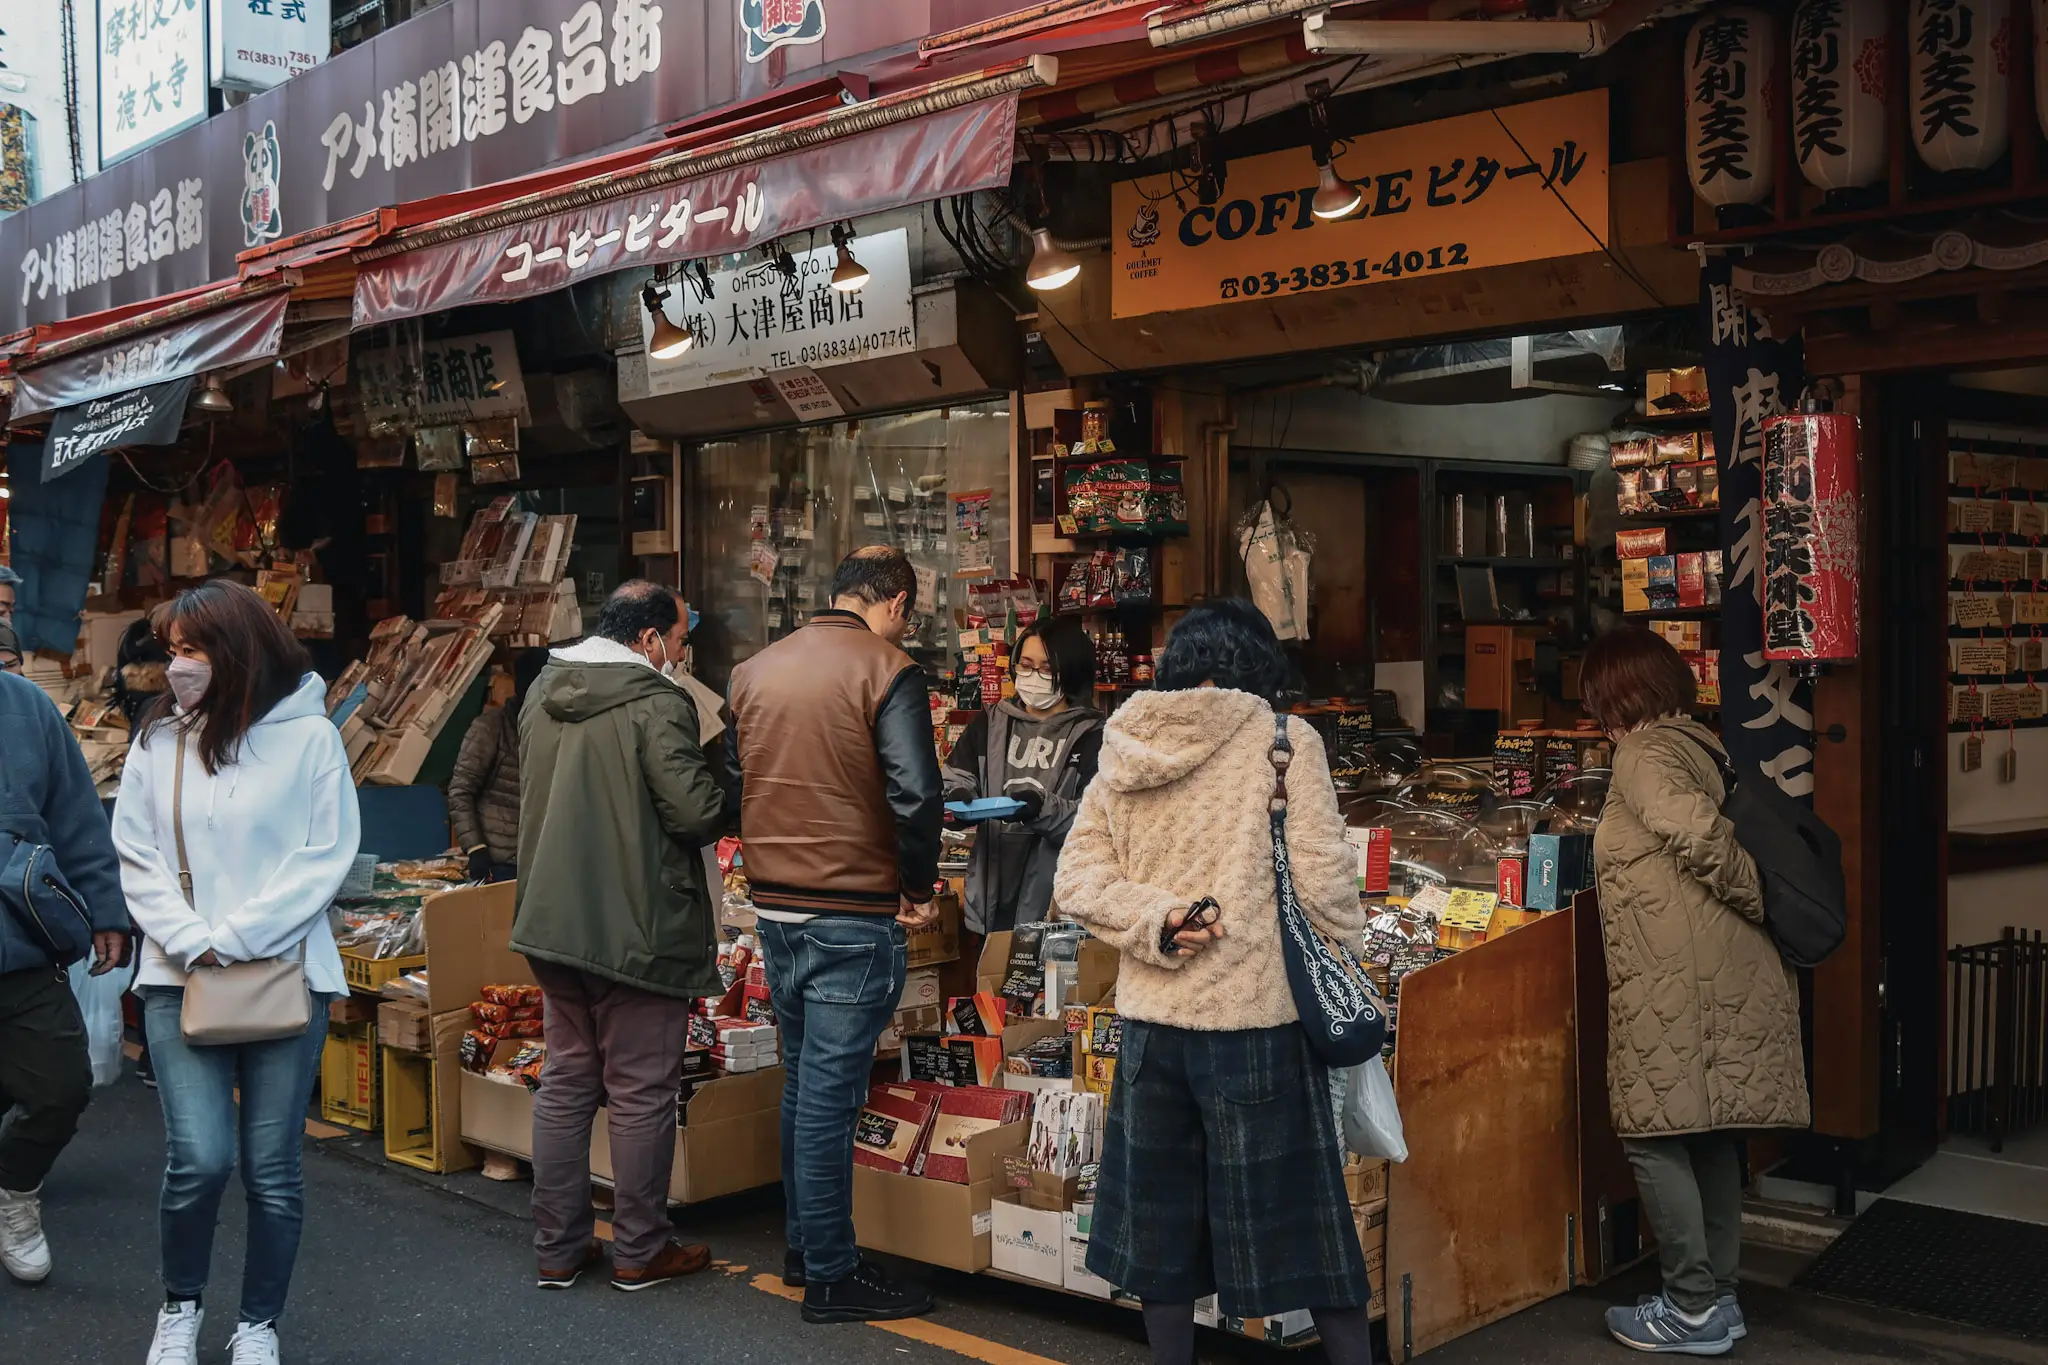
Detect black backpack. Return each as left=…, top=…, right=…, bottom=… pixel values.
left=1683, top=735, right=1846, bottom=968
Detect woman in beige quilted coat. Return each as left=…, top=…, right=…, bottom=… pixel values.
left=1582, top=628, right=1809, bottom=1357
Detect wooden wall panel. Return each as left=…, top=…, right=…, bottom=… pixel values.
left=1387, top=912, right=1579, bottom=1360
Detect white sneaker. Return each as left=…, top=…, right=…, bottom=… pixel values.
left=0, top=1185, right=50, bottom=1283
left=147, top=1301, right=204, bottom=1365
left=227, top=1320, right=280, bottom=1365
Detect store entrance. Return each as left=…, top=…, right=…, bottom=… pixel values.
left=1868, top=367, right=2048, bottom=1223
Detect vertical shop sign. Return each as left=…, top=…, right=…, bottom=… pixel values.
left=1702, top=254, right=1815, bottom=798
left=0, top=104, right=34, bottom=212
left=210, top=0, right=330, bottom=93
left=99, top=0, right=211, bottom=164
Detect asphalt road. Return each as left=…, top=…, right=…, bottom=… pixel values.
left=7, top=1070, right=2045, bottom=1365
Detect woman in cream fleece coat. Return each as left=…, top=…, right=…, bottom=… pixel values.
left=1054, top=600, right=1374, bottom=1365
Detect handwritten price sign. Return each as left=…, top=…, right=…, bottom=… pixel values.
left=1109, top=90, right=1609, bottom=320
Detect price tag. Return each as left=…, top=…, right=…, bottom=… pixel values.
left=1955, top=594, right=2004, bottom=629
left=1440, top=889, right=1500, bottom=932
left=1406, top=884, right=1452, bottom=923
left=1057, top=514, right=1079, bottom=537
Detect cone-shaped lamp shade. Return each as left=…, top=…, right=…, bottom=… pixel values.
left=1311, top=162, right=1364, bottom=220
left=830, top=244, right=870, bottom=292
left=1025, top=227, right=1082, bottom=291
left=191, top=374, right=234, bottom=417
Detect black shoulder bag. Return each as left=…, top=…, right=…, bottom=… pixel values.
left=1269, top=715, right=1388, bottom=1067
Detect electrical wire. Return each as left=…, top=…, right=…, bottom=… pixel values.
left=1458, top=60, right=1671, bottom=310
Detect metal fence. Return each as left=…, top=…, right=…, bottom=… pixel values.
left=1948, top=928, right=2048, bottom=1151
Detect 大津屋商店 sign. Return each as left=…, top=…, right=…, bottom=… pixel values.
left=1109, top=89, right=1609, bottom=320
left=638, top=227, right=915, bottom=394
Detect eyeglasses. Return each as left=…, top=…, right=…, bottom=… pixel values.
left=1014, top=663, right=1055, bottom=681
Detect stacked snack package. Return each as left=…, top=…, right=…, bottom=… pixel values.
left=461, top=983, right=544, bottom=1076
left=1027, top=1091, right=1105, bottom=1176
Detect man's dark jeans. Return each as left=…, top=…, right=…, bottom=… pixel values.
left=0, top=964, right=92, bottom=1192
left=757, top=916, right=907, bottom=1285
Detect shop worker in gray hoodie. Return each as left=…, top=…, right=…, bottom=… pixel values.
left=942, top=615, right=1104, bottom=936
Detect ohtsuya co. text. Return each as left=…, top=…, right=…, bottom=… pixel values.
left=1109, top=89, right=1610, bottom=320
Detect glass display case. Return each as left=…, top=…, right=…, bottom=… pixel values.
left=683, top=401, right=1011, bottom=689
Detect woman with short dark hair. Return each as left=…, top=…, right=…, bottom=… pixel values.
left=942, top=615, right=1104, bottom=936
left=1580, top=627, right=1808, bottom=1356
left=113, top=581, right=360, bottom=1365
left=1053, top=599, right=1378, bottom=1365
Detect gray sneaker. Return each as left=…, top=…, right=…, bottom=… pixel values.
left=1607, top=1294, right=1733, bottom=1355
left=1638, top=1293, right=1745, bottom=1340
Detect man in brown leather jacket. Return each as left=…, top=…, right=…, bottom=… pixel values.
left=728, top=546, right=942, bottom=1324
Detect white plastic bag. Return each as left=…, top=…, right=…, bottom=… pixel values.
left=68, top=958, right=128, bottom=1088
left=1341, top=1055, right=1408, bottom=1162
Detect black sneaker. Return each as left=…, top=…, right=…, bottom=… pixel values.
left=801, top=1256, right=934, bottom=1324
left=783, top=1249, right=805, bottom=1289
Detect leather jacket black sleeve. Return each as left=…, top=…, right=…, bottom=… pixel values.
left=875, top=665, right=943, bottom=901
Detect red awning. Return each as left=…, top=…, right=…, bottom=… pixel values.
left=11, top=286, right=292, bottom=422
left=350, top=58, right=1056, bottom=328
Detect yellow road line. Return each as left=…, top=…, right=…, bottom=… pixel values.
left=748, top=1273, right=1072, bottom=1365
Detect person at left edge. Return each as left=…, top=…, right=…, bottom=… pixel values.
left=513, top=582, right=727, bottom=1296
left=113, top=582, right=361, bottom=1365
left=0, top=664, right=131, bottom=1289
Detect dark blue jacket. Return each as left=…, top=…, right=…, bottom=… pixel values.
left=0, top=670, right=128, bottom=972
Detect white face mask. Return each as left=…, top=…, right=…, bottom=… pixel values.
left=1014, top=673, right=1061, bottom=711
left=167, top=657, right=212, bottom=711
left=652, top=632, right=683, bottom=680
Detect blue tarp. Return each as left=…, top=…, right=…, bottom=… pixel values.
left=5, top=440, right=109, bottom=655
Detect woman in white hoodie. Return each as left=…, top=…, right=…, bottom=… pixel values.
left=1054, top=600, right=1375, bottom=1365
left=113, top=582, right=361, bottom=1365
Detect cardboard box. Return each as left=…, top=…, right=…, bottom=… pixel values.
left=990, top=1194, right=1066, bottom=1285
left=382, top=1009, right=480, bottom=1174
left=906, top=893, right=963, bottom=970
left=1061, top=1205, right=1117, bottom=1298
left=975, top=930, right=1119, bottom=1010
left=1345, top=1157, right=1390, bottom=1205
left=420, top=881, right=531, bottom=1016
left=1194, top=1294, right=1222, bottom=1328
left=853, top=1119, right=1026, bottom=1273
left=1621, top=557, right=1651, bottom=613
left=377, top=999, right=433, bottom=1053
left=902, top=966, right=943, bottom=1010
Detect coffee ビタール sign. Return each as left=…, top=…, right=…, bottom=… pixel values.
left=1109, top=89, right=1609, bottom=320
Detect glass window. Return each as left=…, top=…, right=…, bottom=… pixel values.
left=684, top=399, right=1011, bottom=691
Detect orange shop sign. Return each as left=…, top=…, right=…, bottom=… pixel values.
left=1108, top=89, right=1609, bottom=320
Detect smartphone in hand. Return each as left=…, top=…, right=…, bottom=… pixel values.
left=1159, top=897, right=1221, bottom=956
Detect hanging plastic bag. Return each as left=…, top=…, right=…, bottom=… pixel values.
left=1341, top=1055, right=1408, bottom=1162
left=68, top=958, right=129, bottom=1089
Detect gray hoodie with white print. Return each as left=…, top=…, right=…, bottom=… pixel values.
left=942, top=699, right=1104, bottom=935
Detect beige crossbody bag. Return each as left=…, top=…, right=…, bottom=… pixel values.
left=173, top=731, right=311, bottom=1046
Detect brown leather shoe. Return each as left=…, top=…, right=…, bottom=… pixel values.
left=536, top=1241, right=605, bottom=1289
left=610, top=1240, right=712, bottom=1292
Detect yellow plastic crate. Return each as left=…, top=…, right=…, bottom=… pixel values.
left=319, top=1021, right=380, bottom=1132
left=340, top=949, right=426, bottom=996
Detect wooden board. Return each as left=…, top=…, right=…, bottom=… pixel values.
left=1387, top=909, right=1580, bottom=1360
left=1570, top=889, right=1651, bottom=1283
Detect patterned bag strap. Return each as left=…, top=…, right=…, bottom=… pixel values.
left=1269, top=712, right=1293, bottom=814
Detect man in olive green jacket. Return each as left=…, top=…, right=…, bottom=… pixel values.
left=512, top=581, right=726, bottom=1294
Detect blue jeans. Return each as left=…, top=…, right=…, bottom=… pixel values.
left=140, top=987, right=332, bottom=1326
left=757, top=916, right=906, bottom=1284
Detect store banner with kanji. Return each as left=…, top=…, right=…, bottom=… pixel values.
left=1, top=0, right=1004, bottom=334
left=10, top=290, right=290, bottom=420
left=1702, top=254, right=1816, bottom=799
left=351, top=96, right=1016, bottom=327
left=43, top=376, right=195, bottom=483
left=1108, top=89, right=1609, bottom=320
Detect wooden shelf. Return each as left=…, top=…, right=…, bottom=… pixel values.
left=1621, top=507, right=1721, bottom=522
left=1436, top=557, right=1575, bottom=569
left=1950, top=820, right=2048, bottom=874
left=1623, top=607, right=1720, bottom=620
left=1615, top=411, right=1714, bottom=430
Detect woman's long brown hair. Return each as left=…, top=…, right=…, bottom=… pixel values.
left=139, top=581, right=313, bottom=774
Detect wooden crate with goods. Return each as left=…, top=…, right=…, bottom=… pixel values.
left=325, top=606, right=504, bottom=786
left=434, top=499, right=579, bottom=647
left=331, top=855, right=472, bottom=995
